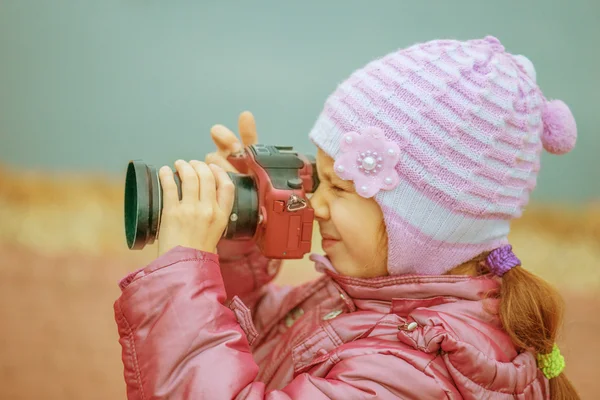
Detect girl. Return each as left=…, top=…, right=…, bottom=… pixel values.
left=114, top=36, right=579, bottom=399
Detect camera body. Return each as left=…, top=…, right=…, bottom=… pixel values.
left=124, top=144, right=319, bottom=259
left=224, top=144, right=318, bottom=259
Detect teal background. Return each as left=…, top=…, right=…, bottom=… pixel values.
left=1, top=0, right=598, bottom=202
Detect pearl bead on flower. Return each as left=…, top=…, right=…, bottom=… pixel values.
left=362, top=156, right=376, bottom=171
left=336, top=165, right=345, bottom=173
left=345, top=135, right=353, bottom=144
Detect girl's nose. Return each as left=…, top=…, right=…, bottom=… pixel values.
left=309, top=187, right=329, bottom=221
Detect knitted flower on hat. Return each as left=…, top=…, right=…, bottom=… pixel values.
left=333, top=127, right=404, bottom=198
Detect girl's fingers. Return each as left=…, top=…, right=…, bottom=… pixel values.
left=209, top=164, right=235, bottom=213
left=238, top=111, right=259, bottom=147
left=205, top=152, right=238, bottom=173
left=210, top=124, right=242, bottom=157
left=174, top=160, right=199, bottom=204
left=159, top=166, right=179, bottom=208
left=190, top=160, right=216, bottom=205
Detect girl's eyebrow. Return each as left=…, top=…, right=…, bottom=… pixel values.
left=319, top=168, right=355, bottom=192
left=330, top=174, right=355, bottom=190
left=319, top=164, right=353, bottom=186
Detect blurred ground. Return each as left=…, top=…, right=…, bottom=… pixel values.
left=0, top=165, right=598, bottom=399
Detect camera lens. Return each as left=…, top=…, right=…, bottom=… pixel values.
left=124, top=161, right=169, bottom=249
left=124, top=160, right=259, bottom=250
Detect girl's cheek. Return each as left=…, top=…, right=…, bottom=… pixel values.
left=332, top=204, right=365, bottom=239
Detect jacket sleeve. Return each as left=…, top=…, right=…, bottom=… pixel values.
left=114, top=246, right=454, bottom=400
left=214, top=239, right=283, bottom=308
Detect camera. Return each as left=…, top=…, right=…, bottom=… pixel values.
left=124, top=144, right=320, bottom=259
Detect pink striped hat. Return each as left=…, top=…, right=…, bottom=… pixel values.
left=309, top=36, right=577, bottom=276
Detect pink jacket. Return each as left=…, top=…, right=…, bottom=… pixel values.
left=114, top=244, right=549, bottom=399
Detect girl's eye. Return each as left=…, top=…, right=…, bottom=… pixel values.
left=331, top=185, right=345, bottom=193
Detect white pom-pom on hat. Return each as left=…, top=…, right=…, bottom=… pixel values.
left=512, top=54, right=577, bottom=155
left=541, top=100, right=577, bottom=155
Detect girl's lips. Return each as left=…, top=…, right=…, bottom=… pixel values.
left=321, top=238, right=340, bottom=250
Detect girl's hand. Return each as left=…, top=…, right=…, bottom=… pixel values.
left=205, top=111, right=259, bottom=172
left=157, top=160, right=235, bottom=257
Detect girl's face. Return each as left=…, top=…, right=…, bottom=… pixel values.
left=309, top=149, right=388, bottom=278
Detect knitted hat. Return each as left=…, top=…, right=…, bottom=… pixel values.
left=308, top=36, right=577, bottom=276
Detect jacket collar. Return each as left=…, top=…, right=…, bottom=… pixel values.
left=309, top=253, right=500, bottom=303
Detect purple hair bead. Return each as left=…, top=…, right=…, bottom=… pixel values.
left=486, top=245, right=521, bottom=277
